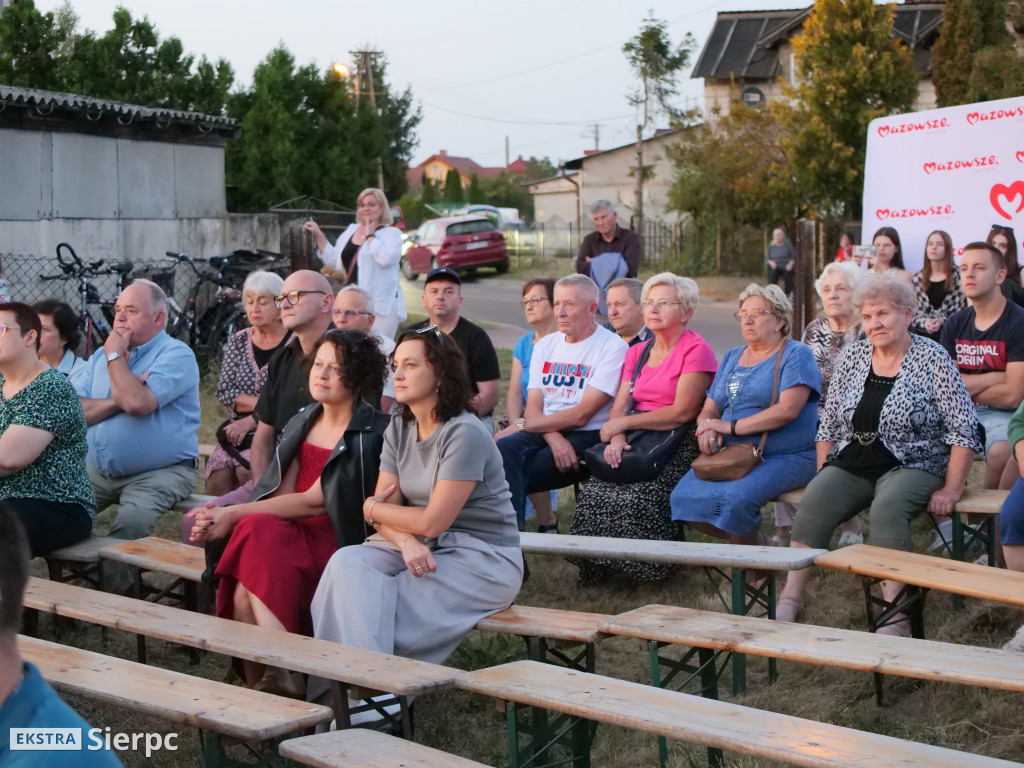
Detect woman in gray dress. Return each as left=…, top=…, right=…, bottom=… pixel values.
left=310, top=325, right=523, bottom=714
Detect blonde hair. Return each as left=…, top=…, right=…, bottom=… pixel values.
left=642, top=272, right=699, bottom=314
left=357, top=188, right=393, bottom=225
left=738, top=283, right=792, bottom=337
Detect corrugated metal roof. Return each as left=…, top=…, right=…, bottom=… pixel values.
left=0, top=84, right=237, bottom=132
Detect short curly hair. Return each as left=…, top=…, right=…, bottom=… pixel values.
left=392, top=327, right=475, bottom=424
left=315, top=330, right=389, bottom=406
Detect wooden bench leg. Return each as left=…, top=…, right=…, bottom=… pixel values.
left=950, top=515, right=998, bottom=611
left=649, top=642, right=723, bottom=768
left=725, top=569, right=777, bottom=695
left=525, top=636, right=596, bottom=673
left=861, top=577, right=928, bottom=706
left=505, top=698, right=593, bottom=768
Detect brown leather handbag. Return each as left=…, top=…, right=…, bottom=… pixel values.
left=690, top=343, right=784, bottom=482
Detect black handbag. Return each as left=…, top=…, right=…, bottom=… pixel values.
left=215, top=415, right=255, bottom=470
left=583, top=339, right=689, bottom=483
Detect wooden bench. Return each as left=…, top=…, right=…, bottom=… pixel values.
left=280, top=729, right=492, bottom=768
left=101, top=536, right=205, bottom=613
left=40, top=536, right=122, bottom=588
left=19, top=634, right=332, bottom=768
left=458, top=660, right=1019, bottom=768
left=23, top=577, right=458, bottom=737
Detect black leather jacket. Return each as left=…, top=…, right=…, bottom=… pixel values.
left=249, top=399, right=390, bottom=547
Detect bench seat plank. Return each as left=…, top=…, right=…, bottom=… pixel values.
left=519, top=532, right=824, bottom=570
left=280, top=729, right=491, bottom=768
left=815, top=544, right=1024, bottom=607
left=776, top=487, right=1006, bottom=515
left=100, top=537, right=205, bottom=581
left=601, top=604, right=1024, bottom=692
left=19, top=635, right=331, bottom=740
left=24, top=578, right=458, bottom=697
left=459, top=661, right=1017, bottom=768
left=475, top=605, right=610, bottom=644
left=43, top=536, right=123, bottom=564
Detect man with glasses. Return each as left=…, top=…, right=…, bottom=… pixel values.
left=495, top=274, right=628, bottom=531
left=408, top=267, right=501, bottom=430
left=603, top=277, right=650, bottom=346
left=248, top=270, right=334, bottom=480
left=333, top=285, right=395, bottom=412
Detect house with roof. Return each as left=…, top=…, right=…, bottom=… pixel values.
left=692, top=1, right=945, bottom=118
left=405, top=150, right=504, bottom=190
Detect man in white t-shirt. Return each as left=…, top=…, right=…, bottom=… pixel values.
left=332, top=285, right=396, bottom=412
left=495, top=274, right=628, bottom=530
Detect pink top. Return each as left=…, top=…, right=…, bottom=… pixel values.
left=620, top=329, right=718, bottom=412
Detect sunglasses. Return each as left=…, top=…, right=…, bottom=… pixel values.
left=415, top=324, right=445, bottom=345
left=992, top=225, right=1015, bottom=235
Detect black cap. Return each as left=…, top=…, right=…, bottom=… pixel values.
left=424, top=266, right=461, bottom=286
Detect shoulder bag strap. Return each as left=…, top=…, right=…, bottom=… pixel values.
left=627, top=338, right=656, bottom=413
left=756, top=341, right=786, bottom=455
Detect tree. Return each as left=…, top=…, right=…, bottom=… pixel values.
left=782, top=0, right=917, bottom=219
left=522, top=157, right=557, bottom=182
left=442, top=168, right=464, bottom=203
left=0, top=0, right=66, bottom=88
left=623, top=14, right=695, bottom=237
left=932, top=0, right=1024, bottom=106
left=421, top=171, right=437, bottom=204
left=467, top=173, right=483, bottom=203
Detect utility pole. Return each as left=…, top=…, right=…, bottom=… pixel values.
left=591, top=123, right=600, bottom=151
left=505, top=136, right=509, bottom=168
left=351, top=49, right=385, bottom=190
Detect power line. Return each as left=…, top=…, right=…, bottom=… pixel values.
left=419, top=100, right=633, bottom=127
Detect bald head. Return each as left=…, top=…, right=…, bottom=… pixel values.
left=278, top=270, right=334, bottom=336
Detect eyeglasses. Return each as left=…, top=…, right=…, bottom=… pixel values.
left=415, top=324, right=444, bottom=345
left=734, top=309, right=772, bottom=321
left=274, top=290, right=327, bottom=308
left=0, top=322, right=26, bottom=338
left=332, top=308, right=373, bottom=318
left=641, top=300, right=682, bottom=312
left=521, top=297, right=550, bottom=307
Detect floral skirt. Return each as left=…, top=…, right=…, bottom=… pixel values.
left=205, top=444, right=250, bottom=479
left=568, top=427, right=698, bottom=585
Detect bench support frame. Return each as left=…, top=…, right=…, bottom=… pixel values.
left=504, top=699, right=593, bottom=768
left=649, top=642, right=724, bottom=768
left=704, top=567, right=778, bottom=695
left=329, top=682, right=413, bottom=740
left=861, top=576, right=929, bottom=706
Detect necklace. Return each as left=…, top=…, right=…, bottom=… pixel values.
left=741, top=341, right=783, bottom=367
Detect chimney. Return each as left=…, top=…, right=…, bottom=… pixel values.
left=439, top=149, right=447, bottom=156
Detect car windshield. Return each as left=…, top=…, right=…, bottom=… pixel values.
left=447, top=220, right=496, bottom=237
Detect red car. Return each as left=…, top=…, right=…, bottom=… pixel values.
left=401, top=215, right=509, bottom=280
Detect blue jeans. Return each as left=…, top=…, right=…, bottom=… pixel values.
left=497, top=430, right=600, bottom=530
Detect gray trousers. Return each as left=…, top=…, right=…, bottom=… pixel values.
left=308, top=530, right=523, bottom=703
left=89, top=461, right=197, bottom=589
left=792, top=465, right=941, bottom=551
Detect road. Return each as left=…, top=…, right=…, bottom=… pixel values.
left=400, top=273, right=742, bottom=359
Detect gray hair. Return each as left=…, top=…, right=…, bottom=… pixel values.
left=337, top=284, right=375, bottom=314
left=607, top=277, right=642, bottom=305
left=554, top=273, right=600, bottom=304
left=814, top=262, right=863, bottom=297
left=739, top=283, right=792, bottom=337
left=130, top=278, right=169, bottom=328
left=852, top=275, right=916, bottom=315
left=642, top=272, right=699, bottom=315
left=242, top=270, right=284, bottom=300
left=357, top=188, right=393, bottom=225
left=590, top=199, right=615, bottom=215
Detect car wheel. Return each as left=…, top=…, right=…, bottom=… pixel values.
left=400, top=256, right=418, bottom=280
left=495, top=261, right=509, bottom=274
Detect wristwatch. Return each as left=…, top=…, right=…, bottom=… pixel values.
left=106, top=351, right=123, bottom=363
left=515, top=417, right=526, bottom=433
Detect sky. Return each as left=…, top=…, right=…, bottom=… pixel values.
left=36, top=0, right=805, bottom=169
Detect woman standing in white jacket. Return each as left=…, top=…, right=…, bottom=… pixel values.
left=303, top=188, right=407, bottom=338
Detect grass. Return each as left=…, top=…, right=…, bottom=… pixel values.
left=28, top=368, right=1024, bottom=767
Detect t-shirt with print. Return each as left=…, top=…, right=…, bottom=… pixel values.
left=622, top=330, right=718, bottom=412
left=940, top=301, right=1024, bottom=378
left=528, top=324, right=628, bottom=431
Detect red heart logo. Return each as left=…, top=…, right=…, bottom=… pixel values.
left=876, top=209, right=890, bottom=220
left=1017, top=151, right=1024, bottom=164
left=877, top=125, right=890, bottom=138
left=967, top=113, right=980, bottom=125
left=923, top=162, right=937, bottom=175
left=990, top=181, right=1024, bottom=220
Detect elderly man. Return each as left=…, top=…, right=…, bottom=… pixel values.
left=496, top=274, right=628, bottom=530
left=408, top=267, right=501, bottom=427
left=575, top=200, right=641, bottom=316
left=333, top=285, right=396, bottom=412
left=767, top=227, right=796, bottom=294
left=603, top=277, right=650, bottom=346
left=73, top=279, right=200, bottom=589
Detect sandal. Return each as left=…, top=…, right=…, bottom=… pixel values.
left=775, top=597, right=803, bottom=623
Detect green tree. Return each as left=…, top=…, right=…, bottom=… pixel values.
left=933, top=0, right=1024, bottom=105
left=421, top=171, right=437, bottom=204
left=623, top=14, right=695, bottom=235
left=467, top=173, right=483, bottom=203
left=0, top=0, right=65, bottom=88
left=782, top=0, right=917, bottom=219
left=442, top=168, right=464, bottom=202
left=522, top=157, right=557, bottom=182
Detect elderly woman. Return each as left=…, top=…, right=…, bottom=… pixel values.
left=569, top=273, right=717, bottom=584
left=31, top=299, right=84, bottom=376
left=304, top=188, right=406, bottom=339
left=670, top=285, right=821, bottom=544
left=777, top=277, right=981, bottom=632
left=309, top=326, right=522, bottom=716
left=773, top=262, right=865, bottom=547
left=206, top=271, right=290, bottom=496
left=0, top=302, right=94, bottom=555
left=868, top=227, right=914, bottom=286
left=911, top=230, right=965, bottom=341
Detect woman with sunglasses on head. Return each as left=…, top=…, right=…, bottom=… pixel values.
left=910, top=230, right=965, bottom=342
left=309, top=326, right=522, bottom=717
left=988, top=225, right=1024, bottom=307
left=507, top=277, right=559, bottom=532
left=188, top=330, right=389, bottom=695
left=304, top=188, right=406, bottom=339
left=0, top=302, right=94, bottom=556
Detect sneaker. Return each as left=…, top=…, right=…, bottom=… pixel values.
left=837, top=530, right=864, bottom=548
left=927, top=519, right=954, bottom=555
left=1003, top=625, right=1024, bottom=653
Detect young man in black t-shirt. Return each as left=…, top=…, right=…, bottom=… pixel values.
left=941, top=242, right=1024, bottom=490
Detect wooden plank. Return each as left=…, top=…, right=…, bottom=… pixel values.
left=100, top=537, right=205, bottom=581
left=815, top=544, right=1024, bottom=607
left=601, top=604, right=1024, bottom=692
left=519, top=532, right=825, bottom=570
left=19, top=635, right=331, bottom=740
left=279, top=729, right=491, bottom=768
left=199, top=443, right=216, bottom=458
left=24, top=578, right=458, bottom=696
left=458, top=661, right=1017, bottom=768
left=776, top=487, right=1006, bottom=515
left=43, top=536, right=122, bottom=563
left=475, top=605, right=610, bottom=644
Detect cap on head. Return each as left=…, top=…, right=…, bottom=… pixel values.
left=424, top=267, right=462, bottom=287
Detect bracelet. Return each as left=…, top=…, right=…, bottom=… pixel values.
left=731, top=420, right=738, bottom=436
left=367, top=499, right=379, bottom=527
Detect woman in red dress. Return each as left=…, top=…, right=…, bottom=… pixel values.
left=188, top=330, right=389, bottom=691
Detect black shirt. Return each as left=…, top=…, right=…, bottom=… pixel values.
left=829, top=366, right=900, bottom=479
left=940, top=300, right=1024, bottom=375
left=340, top=237, right=360, bottom=284
left=252, top=333, right=290, bottom=369
left=407, top=316, right=501, bottom=414
left=254, top=337, right=316, bottom=430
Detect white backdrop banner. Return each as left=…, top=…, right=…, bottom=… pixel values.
left=863, top=95, right=1024, bottom=273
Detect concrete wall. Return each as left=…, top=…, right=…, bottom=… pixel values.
left=575, top=134, right=682, bottom=224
